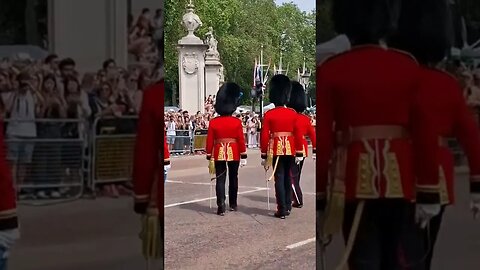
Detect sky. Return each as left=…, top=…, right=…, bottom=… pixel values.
left=275, top=0, right=315, bottom=13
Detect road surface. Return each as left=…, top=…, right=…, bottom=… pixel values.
left=7, top=150, right=480, bottom=269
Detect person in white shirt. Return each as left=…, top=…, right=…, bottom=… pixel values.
left=5, top=74, right=39, bottom=197
left=166, top=116, right=176, bottom=151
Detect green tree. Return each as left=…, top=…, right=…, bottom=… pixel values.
left=164, top=0, right=316, bottom=107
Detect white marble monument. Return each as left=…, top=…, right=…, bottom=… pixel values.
left=177, top=1, right=208, bottom=113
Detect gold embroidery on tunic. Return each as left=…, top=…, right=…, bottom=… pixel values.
left=217, top=144, right=225, bottom=161
left=383, top=140, right=403, bottom=198
left=439, top=166, right=450, bottom=204
left=276, top=138, right=284, bottom=155
left=285, top=138, right=292, bottom=155
left=226, top=144, right=234, bottom=161
left=356, top=153, right=378, bottom=198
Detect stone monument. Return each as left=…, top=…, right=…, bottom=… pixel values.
left=204, top=27, right=224, bottom=98
left=177, top=0, right=208, bottom=113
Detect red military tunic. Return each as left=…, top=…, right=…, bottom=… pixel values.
left=418, top=67, right=480, bottom=204
left=260, top=106, right=299, bottom=158
left=133, top=81, right=164, bottom=215
left=0, top=121, right=16, bottom=230
left=294, top=113, right=316, bottom=157
left=316, top=45, right=440, bottom=203
left=206, top=116, right=247, bottom=161
left=164, top=133, right=170, bottom=165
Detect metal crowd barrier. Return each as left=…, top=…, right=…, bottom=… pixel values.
left=90, top=116, right=137, bottom=190
left=193, top=129, right=208, bottom=152
left=167, top=130, right=192, bottom=154
left=4, top=119, right=86, bottom=205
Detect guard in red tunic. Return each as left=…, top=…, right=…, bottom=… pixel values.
left=164, top=133, right=170, bottom=183
left=0, top=121, right=18, bottom=268
left=132, top=79, right=164, bottom=234
left=206, top=83, right=247, bottom=216
left=261, top=74, right=302, bottom=219
left=288, top=81, right=316, bottom=208
left=316, top=0, right=440, bottom=268
left=391, top=1, right=480, bottom=268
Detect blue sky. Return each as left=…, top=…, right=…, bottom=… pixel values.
left=275, top=0, right=315, bottom=13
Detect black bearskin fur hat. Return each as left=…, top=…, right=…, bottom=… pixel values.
left=287, top=81, right=307, bottom=113
left=214, top=82, right=243, bottom=116
left=332, top=0, right=402, bottom=45
left=268, top=74, right=292, bottom=107
left=389, top=0, right=451, bottom=65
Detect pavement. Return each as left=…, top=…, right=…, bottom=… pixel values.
left=7, top=149, right=480, bottom=270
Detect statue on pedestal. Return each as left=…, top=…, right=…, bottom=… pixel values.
left=204, top=27, right=219, bottom=58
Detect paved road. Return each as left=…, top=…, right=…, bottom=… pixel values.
left=164, top=149, right=316, bottom=270
left=7, top=149, right=480, bottom=270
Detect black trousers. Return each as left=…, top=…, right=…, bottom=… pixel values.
left=424, top=205, right=446, bottom=270
left=214, top=161, right=239, bottom=209
left=343, top=199, right=426, bottom=270
left=291, top=160, right=304, bottom=205
left=273, top=156, right=294, bottom=214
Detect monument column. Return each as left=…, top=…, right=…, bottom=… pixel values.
left=177, top=1, right=208, bottom=114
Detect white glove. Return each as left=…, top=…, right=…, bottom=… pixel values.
left=470, top=193, right=480, bottom=219
left=415, top=204, right=441, bottom=228
left=261, top=159, right=266, bottom=167
left=295, top=156, right=304, bottom=164
left=164, top=164, right=171, bottom=172
left=240, top=159, right=247, bottom=167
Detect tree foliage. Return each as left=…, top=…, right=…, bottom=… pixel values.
left=164, top=0, right=316, bottom=106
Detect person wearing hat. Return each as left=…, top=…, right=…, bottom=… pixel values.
left=288, top=81, right=316, bottom=209
left=316, top=0, right=441, bottom=268
left=205, top=83, right=247, bottom=215
left=390, top=0, right=480, bottom=268
left=260, top=74, right=302, bottom=219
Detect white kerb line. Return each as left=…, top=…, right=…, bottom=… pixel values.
left=286, top=237, right=316, bottom=249
left=164, top=187, right=268, bottom=208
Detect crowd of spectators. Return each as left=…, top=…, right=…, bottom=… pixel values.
left=128, top=8, right=162, bottom=67
left=0, top=9, right=162, bottom=200
left=165, top=94, right=316, bottom=154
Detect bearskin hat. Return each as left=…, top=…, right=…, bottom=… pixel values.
left=268, top=74, right=292, bottom=107
left=332, top=0, right=402, bottom=45
left=214, top=82, right=243, bottom=116
left=287, top=81, right=307, bottom=113
left=389, top=0, right=451, bottom=64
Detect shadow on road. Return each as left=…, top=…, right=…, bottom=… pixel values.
left=242, top=194, right=276, bottom=204
left=177, top=200, right=274, bottom=218
left=179, top=202, right=217, bottom=215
